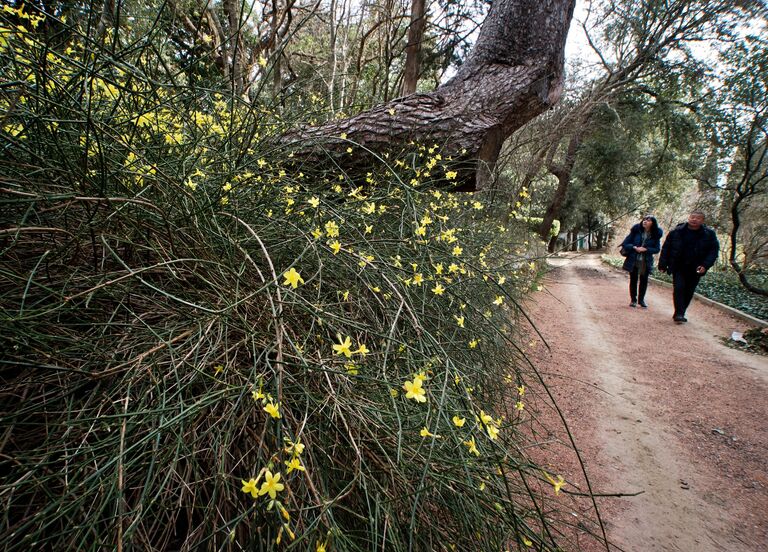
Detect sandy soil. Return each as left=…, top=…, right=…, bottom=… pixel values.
left=523, top=252, right=768, bottom=552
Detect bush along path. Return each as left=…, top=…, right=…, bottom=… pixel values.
left=525, top=253, right=768, bottom=551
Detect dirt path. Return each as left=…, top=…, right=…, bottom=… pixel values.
left=525, top=253, right=768, bottom=552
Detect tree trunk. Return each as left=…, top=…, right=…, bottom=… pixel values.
left=282, top=0, right=576, bottom=190
left=401, top=0, right=427, bottom=96
left=570, top=228, right=578, bottom=251
left=538, top=129, right=581, bottom=240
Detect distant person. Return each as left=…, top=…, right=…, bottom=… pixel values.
left=620, top=215, right=663, bottom=308
left=658, top=210, right=720, bottom=324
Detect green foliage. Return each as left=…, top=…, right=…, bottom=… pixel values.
left=0, top=11, right=590, bottom=551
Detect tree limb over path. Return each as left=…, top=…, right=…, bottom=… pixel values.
left=282, top=0, right=576, bottom=190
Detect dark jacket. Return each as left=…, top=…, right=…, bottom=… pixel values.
left=658, top=223, right=719, bottom=273
left=621, top=223, right=663, bottom=273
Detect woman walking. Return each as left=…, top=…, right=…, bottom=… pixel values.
left=620, top=215, right=663, bottom=308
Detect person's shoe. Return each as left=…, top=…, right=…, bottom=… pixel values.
left=638, top=300, right=647, bottom=308
left=673, top=314, right=685, bottom=323
left=629, top=300, right=637, bottom=307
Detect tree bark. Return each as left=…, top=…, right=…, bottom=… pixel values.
left=538, top=129, right=581, bottom=240
left=401, top=0, right=427, bottom=96
left=282, top=0, right=576, bottom=190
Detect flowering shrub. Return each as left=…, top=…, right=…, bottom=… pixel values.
left=0, top=8, right=579, bottom=551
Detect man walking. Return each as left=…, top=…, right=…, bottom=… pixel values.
left=658, top=210, right=720, bottom=323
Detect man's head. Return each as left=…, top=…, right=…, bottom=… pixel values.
left=687, top=210, right=705, bottom=230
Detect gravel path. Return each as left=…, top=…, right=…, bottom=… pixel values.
left=524, top=253, right=768, bottom=552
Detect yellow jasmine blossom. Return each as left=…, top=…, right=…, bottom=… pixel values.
left=241, top=478, right=258, bottom=498
left=308, top=197, right=320, bottom=208
left=258, top=55, right=267, bottom=67
left=431, top=284, right=445, bottom=295
left=486, top=424, right=499, bottom=441
left=414, top=371, right=428, bottom=383
left=517, top=385, right=526, bottom=396
left=252, top=389, right=265, bottom=401
left=452, top=245, right=463, bottom=256
left=362, top=202, right=376, bottom=214
left=403, top=377, right=426, bottom=402
left=282, top=267, right=305, bottom=289
left=472, top=201, right=483, bottom=210
left=325, top=220, right=340, bottom=237
left=342, top=290, right=350, bottom=300
left=545, top=473, right=566, bottom=495
left=264, top=401, right=280, bottom=419
left=329, top=240, right=342, bottom=254
left=464, top=437, right=479, bottom=456
left=365, top=224, right=373, bottom=234
left=285, top=457, right=305, bottom=473
left=284, top=439, right=305, bottom=456
left=390, top=388, right=399, bottom=398
left=312, top=227, right=323, bottom=239
left=412, top=273, right=424, bottom=285
left=355, top=343, right=369, bottom=356
left=516, top=401, right=525, bottom=411
left=415, top=226, right=427, bottom=237
left=454, top=315, right=465, bottom=328
left=452, top=415, right=466, bottom=427
left=258, top=470, right=285, bottom=499
left=317, top=542, right=327, bottom=552
left=493, top=296, right=504, bottom=305
left=340, top=133, right=347, bottom=140
left=445, top=170, right=457, bottom=180
left=213, top=364, right=224, bottom=374
left=434, top=263, right=444, bottom=274
left=333, top=335, right=353, bottom=357
left=420, top=426, right=437, bottom=438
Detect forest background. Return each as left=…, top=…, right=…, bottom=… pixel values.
left=0, top=0, right=766, bottom=550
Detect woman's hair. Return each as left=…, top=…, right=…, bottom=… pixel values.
left=641, top=215, right=661, bottom=237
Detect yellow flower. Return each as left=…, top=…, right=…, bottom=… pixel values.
left=329, top=240, right=342, bottom=254
left=412, top=273, right=424, bottom=285
left=515, top=401, right=525, bottom=411
left=389, top=388, right=399, bottom=398
left=312, top=227, right=323, bottom=239
left=445, top=170, right=457, bottom=180
left=308, top=197, right=320, bottom=208
left=258, top=470, right=285, bottom=499
left=452, top=245, right=463, bottom=256
left=468, top=339, right=479, bottom=349
left=464, top=437, right=479, bottom=456
left=452, top=415, right=466, bottom=427
left=420, top=427, right=435, bottom=438
left=333, top=335, right=353, bottom=357
left=284, top=439, right=305, bottom=456
left=486, top=424, right=499, bottom=441
left=402, top=378, right=426, bottom=402
left=324, top=220, right=340, bottom=237
left=544, top=473, right=566, bottom=495
left=317, top=542, right=327, bottom=552
left=285, top=457, right=305, bottom=473
left=264, top=401, right=281, bottom=419
left=252, top=389, right=265, bottom=401
left=258, top=55, right=267, bottom=67
left=355, top=343, right=369, bottom=356
left=454, top=315, right=465, bottom=328
left=493, top=296, right=504, bottom=305
left=213, top=364, right=224, bottom=374
left=361, top=202, right=376, bottom=214
left=517, top=385, right=525, bottom=396
left=431, top=284, right=445, bottom=296
left=282, top=267, right=305, bottom=289
left=241, top=478, right=258, bottom=498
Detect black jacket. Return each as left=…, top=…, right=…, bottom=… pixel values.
left=658, top=223, right=719, bottom=273
left=620, top=223, right=663, bottom=273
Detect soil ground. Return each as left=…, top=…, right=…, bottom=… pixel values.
left=523, top=252, right=768, bottom=552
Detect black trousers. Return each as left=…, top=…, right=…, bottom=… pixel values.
left=629, top=268, right=649, bottom=301
left=672, top=268, right=701, bottom=316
